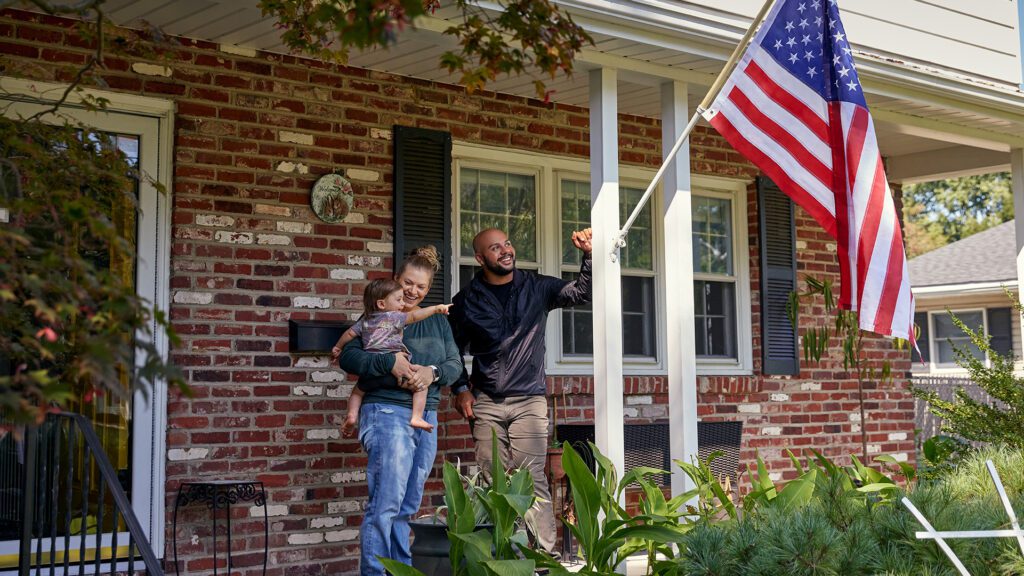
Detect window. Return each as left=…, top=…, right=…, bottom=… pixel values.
left=559, top=179, right=657, bottom=360
left=933, top=311, right=985, bottom=366
left=451, top=145, right=752, bottom=375
left=457, top=166, right=539, bottom=287
left=693, top=195, right=738, bottom=359
left=922, top=307, right=1015, bottom=370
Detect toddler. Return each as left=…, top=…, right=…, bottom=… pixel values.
left=331, top=278, right=450, bottom=433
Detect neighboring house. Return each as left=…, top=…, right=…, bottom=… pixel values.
left=910, top=220, right=1021, bottom=374
left=4, top=1, right=1024, bottom=574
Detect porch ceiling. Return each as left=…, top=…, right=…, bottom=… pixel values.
left=97, top=0, right=1024, bottom=179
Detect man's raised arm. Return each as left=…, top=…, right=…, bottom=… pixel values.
left=551, top=228, right=593, bottom=309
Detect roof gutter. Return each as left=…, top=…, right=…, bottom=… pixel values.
left=913, top=280, right=1018, bottom=298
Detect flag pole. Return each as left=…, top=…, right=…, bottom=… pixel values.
left=614, top=0, right=777, bottom=252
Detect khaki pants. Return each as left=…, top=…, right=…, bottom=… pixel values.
left=471, top=394, right=558, bottom=557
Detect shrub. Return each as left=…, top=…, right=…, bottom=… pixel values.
left=913, top=305, right=1024, bottom=450
left=671, top=447, right=1024, bottom=576
left=0, top=112, right=183, bottom=428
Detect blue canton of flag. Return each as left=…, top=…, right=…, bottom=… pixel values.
left=760, top=0, right=866, bottom=108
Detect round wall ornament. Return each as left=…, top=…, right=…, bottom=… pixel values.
left=311, top=173, right=354, bottom=223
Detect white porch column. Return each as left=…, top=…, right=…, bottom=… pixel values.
left=590, top=67, right=625, bottom=476
left=661, top=81, right=699, bottom=496
left=1011, top=149, right=1024, bottom=347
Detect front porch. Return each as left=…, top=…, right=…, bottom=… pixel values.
left=4, top=1, right=1024, bottom=574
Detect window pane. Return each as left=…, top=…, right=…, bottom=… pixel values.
left=987, top=307, right=1013, bottom=357
left=461, top=170, right=479, bottom=211
left=459, top=213, right=479, bottom=258
left=694, top=280, right=736, bottom=359
left=561, top=180, right=589, bottom=267
left=460, top=167, right=537, bottom=262
left=559, top=180, right=652, bottom=271
left=622, top=276, right=656, bottom=357
left=509, top=215, right=536, bottom=262
left=692, top=196, right=733, bottom=275
left=620, top=186, right=653, bottom=271
left=562, top=273, right=655, bottom=358
left=933, top=312, right=985, bottom=365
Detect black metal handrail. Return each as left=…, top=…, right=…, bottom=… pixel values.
left=16, top=412, right=164, bottom=576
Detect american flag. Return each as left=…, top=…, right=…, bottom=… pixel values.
left=701, top=0, right=914, bottom=342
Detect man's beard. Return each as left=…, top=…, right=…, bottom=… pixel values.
left=483, top=257, right=514, bottom=276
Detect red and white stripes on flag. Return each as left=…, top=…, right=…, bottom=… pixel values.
left=701, top=0, right=915, bottom=342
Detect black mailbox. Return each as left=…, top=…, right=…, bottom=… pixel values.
left=288, top=319, right=352, bottom=354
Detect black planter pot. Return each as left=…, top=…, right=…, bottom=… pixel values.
left=409, top=519, right=494, bottom=576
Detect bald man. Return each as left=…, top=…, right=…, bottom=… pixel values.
left=448, top=227, right=592, bottom=557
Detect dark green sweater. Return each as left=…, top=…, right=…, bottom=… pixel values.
left=337, top=313, right=462, bottom=411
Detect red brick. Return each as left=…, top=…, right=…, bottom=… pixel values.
left=144, top=81, right=186, bottom=95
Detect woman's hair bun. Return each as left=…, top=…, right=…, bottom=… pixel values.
left=410, top=245, right=441, bottom=273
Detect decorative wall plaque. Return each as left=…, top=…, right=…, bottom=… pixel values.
left=311, top=173, right=354, bottom=223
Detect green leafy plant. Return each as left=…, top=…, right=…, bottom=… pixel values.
left=259, top=0, right=594, bottom=99
left=0, top=0, right=184, bottom=430
left=788, top=276, right=909, bottom=459
left=913, top=303, right=1024, bottom=450
left=0, top=114, right=184, bottom=429
left=916, top=434, right=970, bottom=481
left=384, top=428, right=537, bottom=576
left=524, top=443, right=738, bottom=575
left=665, top=447, right=1024, bottom=576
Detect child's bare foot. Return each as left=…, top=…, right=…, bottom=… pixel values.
left=341, top=413, right=358, bottom=437
left=410, top=417, right=434, bottom=432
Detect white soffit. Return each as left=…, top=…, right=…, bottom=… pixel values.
left=45, top=0, right=1024, bottom=155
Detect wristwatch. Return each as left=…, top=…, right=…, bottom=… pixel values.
left=430, top=365, right=441, bottom=383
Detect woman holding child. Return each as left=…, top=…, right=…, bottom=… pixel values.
left=336, top=246, right=461, bottom=576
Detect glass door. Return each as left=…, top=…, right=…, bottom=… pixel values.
left=0, top=96, right=168, bottom=571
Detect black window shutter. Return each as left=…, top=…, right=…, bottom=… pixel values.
left=987, top=307, right=1013, bottom=357
left=758, top=177, right=799, bottom=375
left=914, top=311, right=930, bottom=363
left=393, top=125, right=452, bottom=306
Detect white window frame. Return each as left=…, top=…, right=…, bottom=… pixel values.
left=927, top=308, right=990, bottom=371
left=454, top=160, right=544, bottom=282
left=555, top=173, right=663, bottom=369
left=691, top=177, right=753, bottom=375
left=0, top=78, right=174, bottom=557
left=449, top=143, right=753, bottom=376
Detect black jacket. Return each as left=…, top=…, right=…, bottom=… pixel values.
left=449, top=254, right=592, bottom=399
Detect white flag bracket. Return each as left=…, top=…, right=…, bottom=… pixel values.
left=902, top=459, right=1024, bottom=576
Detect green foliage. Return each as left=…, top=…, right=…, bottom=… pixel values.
left=390, top=429, right=536, bottom=576
left=917, top=435, right=971, bottom=481
left=913, top=307, right=1024, bottom=450
left=0, top=112, right=183, bottom=428
left=525, top=444, right=743, bottom=576
left=668, top=447, right=1024, bottom=576
left=903, top=173, right=1013, bottom=258
left=423, top=433, right=1024, bottom=576
left=259, top=0, right=593, bottom=99
left=788, top=275, right=908, bottom=459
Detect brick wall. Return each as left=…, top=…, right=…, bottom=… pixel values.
left=0, top=8, right=913, bottom=575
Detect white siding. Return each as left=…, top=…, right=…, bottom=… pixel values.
left=668, top=0, right=1022, bottom=86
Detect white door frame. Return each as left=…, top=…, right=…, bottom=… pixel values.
left=0, top=77, right=174, bottom=556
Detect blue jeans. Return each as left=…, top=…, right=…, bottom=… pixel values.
left=359, top=403, right=438, bottom=576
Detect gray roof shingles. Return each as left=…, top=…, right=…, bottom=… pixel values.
left=909, top=220, right=1017, bottom=288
